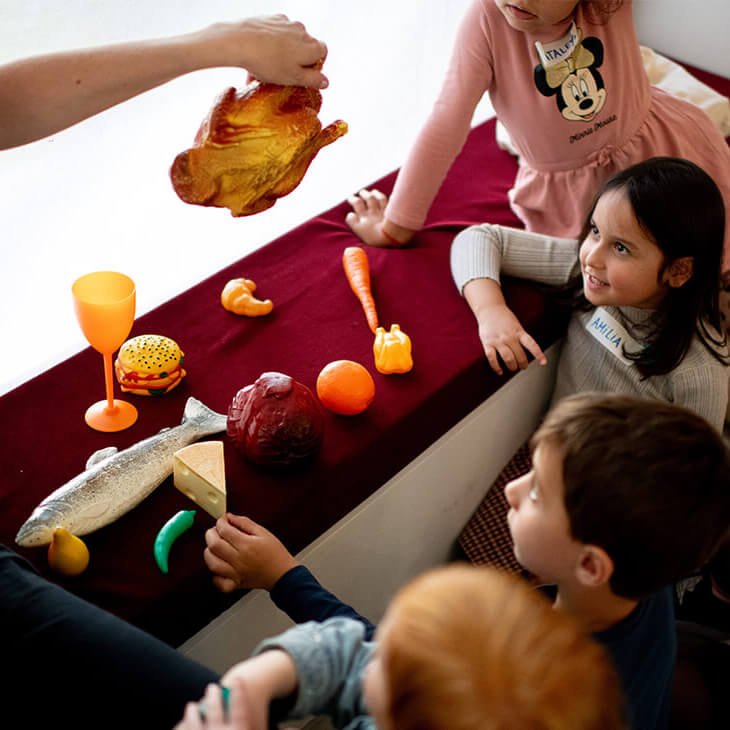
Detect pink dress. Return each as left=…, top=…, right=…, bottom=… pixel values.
left=387, top=0, right=730, bottom=268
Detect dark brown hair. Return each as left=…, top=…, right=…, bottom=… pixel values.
left=570, top=157, right=727, bottom=377
left=532, top=393, right=730, bottom=599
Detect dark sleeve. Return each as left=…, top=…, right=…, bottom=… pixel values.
left=270, top=564, right=376, bottom=640
left=0, top=544, right=219, bottom=729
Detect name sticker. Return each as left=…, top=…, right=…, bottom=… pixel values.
left=585, top=308, right=641, bottom=365
left=535, top=22, right=579, bottom=68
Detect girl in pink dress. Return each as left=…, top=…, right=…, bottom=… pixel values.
left=346, top=0, right=730, bottom=269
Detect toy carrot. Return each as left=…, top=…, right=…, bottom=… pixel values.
left=343, top=246, right=379, bottom=333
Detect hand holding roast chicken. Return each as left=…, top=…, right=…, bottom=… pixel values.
left=170, top=77, right=347, bottom=216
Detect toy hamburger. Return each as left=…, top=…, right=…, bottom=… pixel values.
left=114, top=335, right=186, bottom=396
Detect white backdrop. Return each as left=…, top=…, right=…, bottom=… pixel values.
left=1, top=0, right=728, bottom=394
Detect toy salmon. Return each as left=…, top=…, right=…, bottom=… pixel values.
left=15, top=397, right=226, bottom=547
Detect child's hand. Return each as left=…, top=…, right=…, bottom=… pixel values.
left=204, top=514, right=299, bottom=593
left=346, top=189, right=413, bottom=247
left=476, top=303, right=546, bottom=375
left=175, top=680, right=266, bottom=730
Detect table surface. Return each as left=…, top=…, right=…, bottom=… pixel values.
left=2, top=61, right=729, bottom=646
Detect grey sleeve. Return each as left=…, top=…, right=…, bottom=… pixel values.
left=253, top=618, right=375, bottom=730
left=450, top=223, right=581, bottom=295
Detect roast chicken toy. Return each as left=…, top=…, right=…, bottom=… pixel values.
left=170, top=83, right=347, bottom=216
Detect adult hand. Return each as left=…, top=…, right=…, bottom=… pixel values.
left=346, top=189, right=413, bottom=247
left=198, top=15, right=328, bottom=88
left=204, top=514, right=299, bottom=592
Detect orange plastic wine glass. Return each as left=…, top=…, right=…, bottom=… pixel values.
left=72, top=271, right=138, bottom=432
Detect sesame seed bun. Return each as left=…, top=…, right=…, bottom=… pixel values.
left=114, top=334, right=186, bottom=396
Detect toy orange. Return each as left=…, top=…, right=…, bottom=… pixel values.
left=316, top=360, right=375, bottom=415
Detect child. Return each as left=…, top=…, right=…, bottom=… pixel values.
left=0, top=14, right=328, bottom=150
left=346, top=0, right=730, bottom=261
left=451, top=156, right=730, bottom=578
left=205, top=393, right=730, bottom=730
left=179, top=563, right=627, bottom=730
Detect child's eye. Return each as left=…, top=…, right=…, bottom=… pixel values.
left=614, top=241, right=629, bottom=254
left=589, top=222, right=599, bottom=236
left=528, top=485, right=538, bottom=501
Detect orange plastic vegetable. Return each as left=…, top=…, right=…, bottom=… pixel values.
left=221, top=278, right=273, bottom=317
left=374, top=324, right=413, bottom=374
left=343, top=247, right=379, bottom=333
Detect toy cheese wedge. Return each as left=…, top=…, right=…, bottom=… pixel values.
left=173, top=441, right=226, bottom=519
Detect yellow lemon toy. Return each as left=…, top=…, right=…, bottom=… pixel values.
left=48, top=527, right=90, bottom=576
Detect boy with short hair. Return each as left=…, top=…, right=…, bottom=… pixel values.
left=205, top=393, right=730, bottom=729
left=507, top=393, right=730, bottom=729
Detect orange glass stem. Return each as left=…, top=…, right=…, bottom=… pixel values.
left=102, top=352, right=117, bottom=413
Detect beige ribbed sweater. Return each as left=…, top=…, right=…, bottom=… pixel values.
left=450, top=223, right=729, bottom=431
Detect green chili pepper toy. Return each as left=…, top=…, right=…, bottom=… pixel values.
left=154, top=509, right=196, bottom=574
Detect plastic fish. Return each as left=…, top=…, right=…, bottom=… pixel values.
left=15, top=397, right=227, bottom=547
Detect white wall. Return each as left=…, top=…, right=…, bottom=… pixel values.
left=0, top=0, right=491, bottom=395
left=633, top=0, right=730, bottom=78
left=2, top=1, right=729, bottom=394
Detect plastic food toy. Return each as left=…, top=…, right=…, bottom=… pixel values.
left=173, top=441, right=227, bottom=519
left=343, top=246, right=414, bottom=373
left=47, top=527, right=90, bottom=576
left=374, top=325, right=413, bottom=374
left=114, top=334, right=186, bottom=395
left=316, top=360, right=375, bottom=415
left=170, top=81, right=347, bottom=217
left=154, top=509, right=196, bottom=574
left=15, top=398, right=226, bottom=547
left=343, top=246, right=379, bottom=333
left=221, top=278, right=273, bottom=317
left=227, top=372, right=324, bottom=466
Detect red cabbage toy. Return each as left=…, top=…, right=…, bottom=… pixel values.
left=227, top=372, right=324, bottom=466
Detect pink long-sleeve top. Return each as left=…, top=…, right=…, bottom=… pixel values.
left=387, top=0, right=730, bottom=265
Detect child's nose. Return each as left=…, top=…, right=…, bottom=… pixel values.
left=505, top=477, right=522, bottom=508
left=584, top=242, right=603, bottom=269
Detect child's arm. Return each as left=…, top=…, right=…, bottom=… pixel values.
left=346, top=0, right=493, bottom=246
left=244, top=619, right=373, bottom=726
left=346, top=189, right=415, bottom=247
left=205, top=514, right=376, bottom=637
left=463, top=278, right=547, bottom=375
left=175, top=653, right=298, bottom=730
left=451, top=223, right=579, bottom=373
left=204, top=513, right=299, bottom=593
left=0, top=15, right=327, bottom=150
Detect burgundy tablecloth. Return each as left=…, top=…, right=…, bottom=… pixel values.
left=2, top=62, right=729, bottom=647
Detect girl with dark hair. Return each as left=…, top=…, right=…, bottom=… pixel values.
left=451, top=156, right=729, bottom=573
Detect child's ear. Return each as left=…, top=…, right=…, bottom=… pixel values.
left=575, top=545, right=613, bottom=588
left=664, top=257, right=694, bottom=288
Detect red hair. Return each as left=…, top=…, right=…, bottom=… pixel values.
left=380, top=565, right=626, bottom=730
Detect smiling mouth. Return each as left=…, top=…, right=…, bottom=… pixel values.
left=585, top=272, right=608, bottom=288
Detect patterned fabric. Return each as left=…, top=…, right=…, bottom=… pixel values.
left=458, top=442, right=531, bottom=572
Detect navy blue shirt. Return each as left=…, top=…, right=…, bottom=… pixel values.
left=271, top=566, right=675, bottom=729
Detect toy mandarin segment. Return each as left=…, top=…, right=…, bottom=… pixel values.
left=316, top=360, right=376, bottom=415
left=221, top=278, right=273, bottom=317
left=170, top=82, right=347, bottom=217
